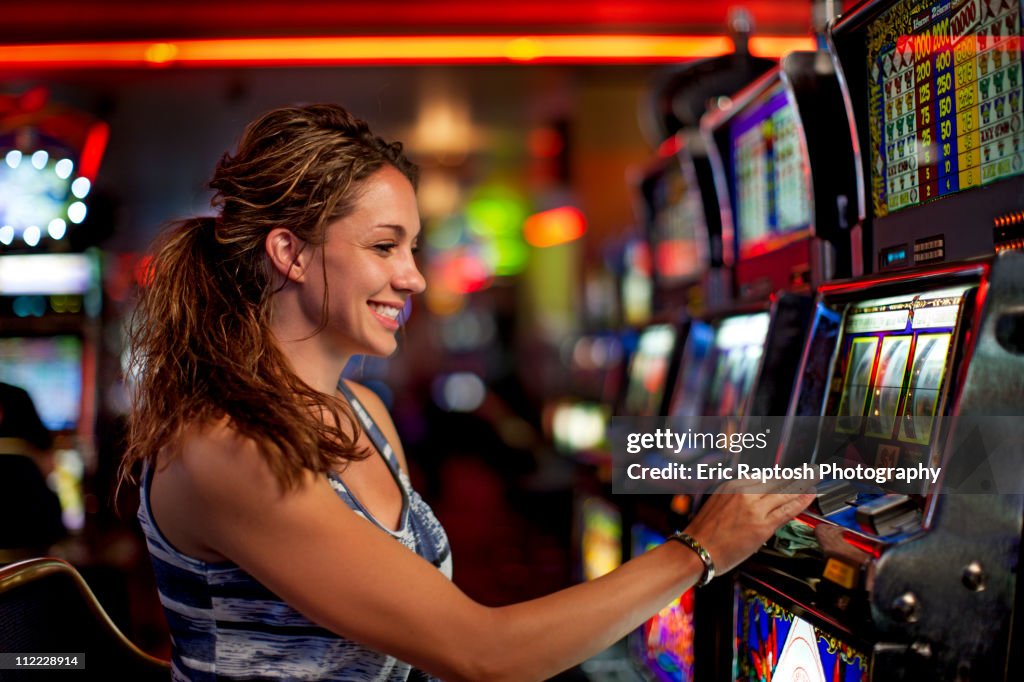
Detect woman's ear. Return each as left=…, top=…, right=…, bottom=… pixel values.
left=265, top=227, right=309, bottom=283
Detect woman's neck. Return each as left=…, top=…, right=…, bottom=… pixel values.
left=269, top=294, right=350, bottom=396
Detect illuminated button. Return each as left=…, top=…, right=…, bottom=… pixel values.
left=823, top=558, right=859, bottom=589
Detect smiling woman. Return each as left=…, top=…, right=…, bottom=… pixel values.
left=268, top=165, right=425, bottom=367
left=119, top=103, right=811, bottom=682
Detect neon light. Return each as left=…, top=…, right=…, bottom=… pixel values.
left=748, top=36, right=817, bottom=57
left=0, top=34, right=816, bottom=68
left=78, top=122, right=109, bottom=181
left=524, top=206, right=586, bottom=248
left=656, top=133, right=683, bottom=158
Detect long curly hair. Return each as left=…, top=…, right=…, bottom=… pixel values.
left=120, top=103, right=418, bottom=491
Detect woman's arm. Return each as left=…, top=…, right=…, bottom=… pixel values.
left=161, top=422, right=811, bottom=682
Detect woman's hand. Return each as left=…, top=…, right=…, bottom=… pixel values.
left=682, top=481, right=815, bottom=575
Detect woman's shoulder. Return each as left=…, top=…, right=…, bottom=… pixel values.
left=164, top=417, right=316, bottom=507
left=151, top=416, right=330, bottom=563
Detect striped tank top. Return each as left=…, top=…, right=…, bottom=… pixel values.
left=138, top=382, right=453, bottom=681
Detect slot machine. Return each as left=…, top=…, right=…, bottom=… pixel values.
left=0, top=92, right=108, bottom=537
left=0, top=252, right=100, bottom=536
left=639, top=135, right=723, bottom=316
left=654, top=45, right=864, bottom=457
left=550, top=329, right=628, bottom=587
left=621, top=135, right=737, bottom=682
left=617, top=52, right=858, bottom=682
left=595, top=21, right=816, bottom=679
left=570, top=117, right=730, bottom=682
left=731, top=0, right=1024, bottom=679
left=611, top=48, right=864, bottom=682
left=613, top=34, right=862, bottom=681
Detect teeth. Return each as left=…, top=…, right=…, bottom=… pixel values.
left=370, top=303, right=401, bottom=320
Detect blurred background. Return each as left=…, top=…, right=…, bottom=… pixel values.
left=0, top=0, right=824, bottom=671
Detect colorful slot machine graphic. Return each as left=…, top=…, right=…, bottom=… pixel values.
left=631, top=525, right=696, bottom=682
left=772, top=284, right=970, bottom=544
left=623, top=323, right=679, bottom=417
left=642, top=142, right=709, bottom=287
left=580, top=497, right=622, bottom=581
left=868, top=0, right=1022, bottom=216
left=793, top=293, right=968, bottom=455
left=734, top=585, right=869, bottom=682
left=823, top=287, right=966, bottom=493
left=622, top=237, right=654, bottom=328
left=551, top=401, right=610, bottom=456
left=0, top=335, right=83, bottom=433
left=702, top=312, right=771, bottom=422
left=666, top=312, right=771, bottom=424
left=729, top=82, right=813, bottom=260
left=668, top=321, right=715, bottom=419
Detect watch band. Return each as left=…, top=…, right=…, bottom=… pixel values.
left=668, top=532, right=716, bottom=587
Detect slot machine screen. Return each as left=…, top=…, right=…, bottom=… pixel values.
left=0, top=336, right=82, bottom=432
left=819, top=286, right=970, bottom=480
left=729, top=81, right=813, bottom=260
left=622, top=239, right=654, bottom=327
left=865, top=0, right=1023, bottom=218
left=643, top=149, right=708, bottom=285
left=669, top=321, right=715, bottom=418
left=0, top=253, right=94, bottom=295
left=551, top=401, right=609, bottom=454
left=567, top=333, right=626, bottom=403
left=623, top=324, right=678, bottom=416
left=631, top=525, right=696, bottom=682
left=580, top=497, right=622, bottom=581
left=735, top=583, right=870, bottom=681
left=703, top=313, right=771, bottom=419
left=830, top=0, right=1024, bottom=264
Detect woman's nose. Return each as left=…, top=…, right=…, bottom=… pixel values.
left=394, top=254, right=426, bottom=294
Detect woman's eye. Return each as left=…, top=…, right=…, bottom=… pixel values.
left=373, top=243, right=398, bottom=254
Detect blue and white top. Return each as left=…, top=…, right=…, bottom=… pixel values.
left=138, top=382, right=452, bottom=681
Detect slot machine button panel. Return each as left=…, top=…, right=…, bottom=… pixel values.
left=854, top=493, right=921, bottom=536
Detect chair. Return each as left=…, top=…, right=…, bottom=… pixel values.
left=0, top=558, right=169, bottom=681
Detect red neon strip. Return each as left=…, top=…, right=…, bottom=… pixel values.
left=0, top=34, right=814, bottom=69
left=78, top=121, right=109, bottom=182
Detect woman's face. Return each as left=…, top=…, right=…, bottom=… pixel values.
left=310, top=164, right=425, bottom=359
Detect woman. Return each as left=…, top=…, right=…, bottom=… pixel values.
left=122, top=103, right=813, bottom=682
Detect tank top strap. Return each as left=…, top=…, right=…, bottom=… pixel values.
left=336, top=378, right=403, bottom=474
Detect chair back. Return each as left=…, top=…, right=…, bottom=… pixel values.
left=0, top=558, right=169, bottom=680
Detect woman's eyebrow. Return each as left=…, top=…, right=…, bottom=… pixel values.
left=374, top=223, right=422, bottom=240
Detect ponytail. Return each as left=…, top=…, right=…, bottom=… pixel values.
left=119, top=214, right=365, bottom=494
left=121, top=103, right=415, bottom=494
